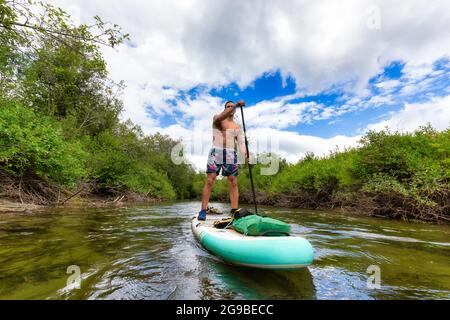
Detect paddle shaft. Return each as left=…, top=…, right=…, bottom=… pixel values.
left=240, top=105, right=258, bottom=214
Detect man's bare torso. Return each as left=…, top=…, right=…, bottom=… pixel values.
left=212, top=116, right=241, bottom=150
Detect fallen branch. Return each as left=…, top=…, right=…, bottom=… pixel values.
left=18, top=176, right=24, bottom=204
left=113, top=195, right=125, bottom=203
left=59, top=187, right=85, bottom=205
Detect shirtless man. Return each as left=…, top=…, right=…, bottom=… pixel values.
left=198, top=100, right=248, bottom=221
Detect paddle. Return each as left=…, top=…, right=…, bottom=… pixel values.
left=239, top=104, right=258, bottom=215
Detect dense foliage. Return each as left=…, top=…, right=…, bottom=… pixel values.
left=0, top=99, right=87, bottom=185
left=0, top=0, right=198, bottom=202
left=209, top=127, right=450, bottom=223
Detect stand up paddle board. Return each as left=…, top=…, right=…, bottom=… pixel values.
left=192, top=215, right=314, bottom=270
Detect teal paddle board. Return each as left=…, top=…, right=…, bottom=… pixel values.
left=192, top=215, right=314, bottom=270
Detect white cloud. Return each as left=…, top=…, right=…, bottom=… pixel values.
left=403, top=63, right=435, bottom=81
left=366, top=95, right=450, bottom=133
left=367, top=94, right=394, bottom=107
left=245, top=101, right=327, bottom=129
left=50, top=0, right=450, bottom=170
left=375, top=79, right=400, bottom=91
left=249, top=128, right=361, bottom=163
left=55, top=0, right=450, bottom=131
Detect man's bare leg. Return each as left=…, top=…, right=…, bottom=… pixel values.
left=227, top=176, right=239, bottom=210
left=201, top=173, right=217, bottom=210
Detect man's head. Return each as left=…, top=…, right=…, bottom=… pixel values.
left=224, top=101, right=236, bottom=117
left=225, top=101, right=234, bottom=109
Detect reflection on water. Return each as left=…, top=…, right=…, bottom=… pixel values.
left=0, top=202, right=449, bottom=300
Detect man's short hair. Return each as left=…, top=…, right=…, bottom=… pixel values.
left=224, top=101, right=234, bottom=109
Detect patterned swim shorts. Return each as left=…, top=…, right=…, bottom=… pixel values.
left=206, top=147, right=238, bottom=177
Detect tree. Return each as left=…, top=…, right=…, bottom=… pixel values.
left=0, top=0, right=128, bottom=50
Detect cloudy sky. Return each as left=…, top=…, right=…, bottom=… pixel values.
left=56, top=0, right=450, bottom=168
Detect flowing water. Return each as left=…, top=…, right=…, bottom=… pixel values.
left=0, top=202, right=449, bottom=300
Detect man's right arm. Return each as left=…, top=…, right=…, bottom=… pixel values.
left=214, top=104, right=237, bottom=124
left=213, top=101, right=245, bottom=124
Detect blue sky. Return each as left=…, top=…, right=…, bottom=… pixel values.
left=59, top=0, right=450, bottom=166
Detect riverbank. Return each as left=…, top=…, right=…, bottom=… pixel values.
left=237, top=190, right=450, bottom=225
left=0, top=169, right=165, bottom=214
left=3, top=189, right=448, bottom=226
left=0, top=190, right=161, bottom=214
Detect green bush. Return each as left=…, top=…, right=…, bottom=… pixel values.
left=120, top=165, right=176, bottom=200
left=83, top=130, right=177, bottom=199
left=264, top=127, right=449, bottom=206
left=268, top=152, right=355, bottom=194
left=354, top=126, right=449, bottom=181
left=0, top=99, right=87, bottom=185
left=0, top=0, right=197, bottom=202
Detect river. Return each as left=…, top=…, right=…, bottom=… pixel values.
left=0, top=202, right=449, bottom=300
